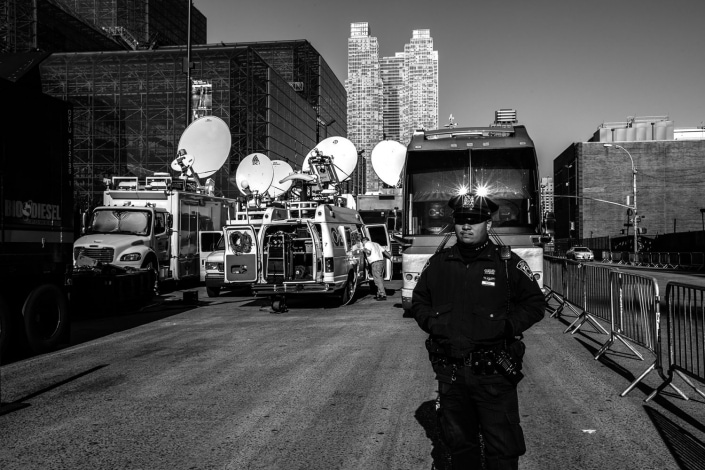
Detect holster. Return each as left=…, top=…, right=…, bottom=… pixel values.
left=425, top=337, right=458, bottom=383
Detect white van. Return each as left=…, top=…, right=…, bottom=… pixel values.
left=215, top=201, right=391, bottom=311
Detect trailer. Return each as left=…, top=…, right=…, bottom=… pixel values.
left=0, top=78, right=74, bottom=360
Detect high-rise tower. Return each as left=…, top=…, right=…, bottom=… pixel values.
left=345, top=22, right=384, bottom=195
left=347, top=24, right=438, bottom=193
left=400, top=29, right=438, bottom=144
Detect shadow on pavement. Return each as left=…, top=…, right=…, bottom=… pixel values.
left=415, top=399, right=452, bottom=470
left=0, top=365, right=108, bottom=416
left=645, top=405, right=705, bottom=470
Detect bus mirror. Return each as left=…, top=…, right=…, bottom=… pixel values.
left=166, top=214, right=173, bottom=229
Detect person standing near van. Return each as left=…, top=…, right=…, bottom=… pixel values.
left=361, top=236, right=387, bottom=300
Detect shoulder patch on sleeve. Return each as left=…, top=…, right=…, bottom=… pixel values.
left=516, top=259, right=534, bottom=280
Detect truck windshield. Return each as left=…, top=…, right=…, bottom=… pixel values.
left=89, top=209, right=151, bottom=235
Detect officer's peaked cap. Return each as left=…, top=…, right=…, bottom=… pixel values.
left=448, top=193, right=499, bottom=222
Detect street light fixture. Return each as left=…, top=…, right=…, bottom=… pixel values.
left=604, top=144, right=638, bottom=256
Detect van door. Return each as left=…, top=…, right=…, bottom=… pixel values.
left=224, top=225, right=259, bottom=283
left=305, top=220, right=323, bottom=282
left=363, top=223, right=392, bottom=281
left=199, top=230, right=222, bottom=282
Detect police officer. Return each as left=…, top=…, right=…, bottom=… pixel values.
left=411, top=192, right=546, bottom=470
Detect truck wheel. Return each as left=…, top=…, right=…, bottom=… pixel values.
left=206, top=286, right=220, bottom=297
left=339, top=271, right=358, bottom=306
left=22, top=284, right=69, bottom=354
left=142, top=258, right=160, bottom=297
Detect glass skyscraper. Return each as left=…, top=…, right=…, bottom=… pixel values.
left=348, top=24, right=438, bottom=193
left=345, top=22, right=384, bottom=195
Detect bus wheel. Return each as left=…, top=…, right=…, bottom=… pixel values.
left=340, top=271, right=358, bottom=306
left=206, top=286, right=220, bottom=298
left=23, top=284, right=69, bottom=354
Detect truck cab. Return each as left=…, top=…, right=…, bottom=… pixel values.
left=75, top=204, right=171, bottom=275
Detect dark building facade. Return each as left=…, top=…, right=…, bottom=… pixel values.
left=554, top=139, right=705, bottom=242
left=65, top=0, right=207, bottom=48
left=1, top=0, right=125, bottom=53
left=39, top=40, right=347, bottom=207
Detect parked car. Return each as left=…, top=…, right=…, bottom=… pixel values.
left=566, top=246, right=594, bottom=261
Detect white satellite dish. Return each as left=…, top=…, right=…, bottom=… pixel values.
left=235, top=152, right=274, bottom=195
left=302, top=136, right=357, bottom=183
left=268, top=160, right=294, bottom=198
left=170, top=152, right=195, bottom=175
left=176, top=116, right=231, bottom=179
left=371, top=140, right=406, bottom=186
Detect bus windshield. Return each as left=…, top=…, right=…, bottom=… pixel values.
left=406, top=148, right=537, bottom=235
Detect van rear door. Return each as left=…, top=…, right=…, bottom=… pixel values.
left=199, top=230, right=222, bottom=282
left=363, top=223, right=392, bottom=281
left=224, top=225, right=259, bottom=283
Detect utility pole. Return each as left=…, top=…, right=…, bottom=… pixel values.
left=184, top=0, right=194, bottom=128
left=604, top=144, right=638, bottom=257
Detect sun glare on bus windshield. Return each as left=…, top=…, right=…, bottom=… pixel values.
left=475, top=184, right=490, bottom=198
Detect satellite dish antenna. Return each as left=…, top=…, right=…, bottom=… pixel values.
left=268, top=160, right=294, bottom=198
left=235, top=152, right=274, bottom=196
left=302, top=136, right=357, bottom=183
left=371, top=140, right=406, bottom=186
left=171, top=151, right=195, bottom=176
left=175, top=116, right=231, bottom=180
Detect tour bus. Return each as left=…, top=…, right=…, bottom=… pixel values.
left=399, top=113, right=544, bottom=312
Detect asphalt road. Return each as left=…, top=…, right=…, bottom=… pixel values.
left=1, top=280, right=704, bottom=470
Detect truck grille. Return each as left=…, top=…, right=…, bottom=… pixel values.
left=74, top=247, right=114, bottom=263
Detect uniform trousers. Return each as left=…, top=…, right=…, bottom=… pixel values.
left=437, top=366, right=526, bottom=470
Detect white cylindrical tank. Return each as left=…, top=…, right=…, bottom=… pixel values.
left=613, top=127, right=627, bottom=141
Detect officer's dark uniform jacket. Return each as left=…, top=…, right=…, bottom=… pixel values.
left=412, top=241, right=546, bottom=360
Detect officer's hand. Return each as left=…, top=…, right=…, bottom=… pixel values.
left=504, top=320, right=515, bottom=338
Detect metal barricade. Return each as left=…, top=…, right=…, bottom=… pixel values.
left=559, top=261, right=586, bottom=326
left=595, top=270, right=666, bottom=397
left=646, top=282, right=705, bottom=402
left=565, top=263, right=611, bottom=335
left=543, top=256, right=566, bottom=318
left=658, top=252, right=670, bottom=268
left=668, top=252, right=679, bottom=269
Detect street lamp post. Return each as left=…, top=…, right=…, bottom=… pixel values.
left=604, top=144, right=638, bottom=257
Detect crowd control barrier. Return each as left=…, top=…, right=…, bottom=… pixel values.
left=543, top=256, right=565, bottom=317
left=543, top=258, right=676, bottom=398
left=564, top=263, right=612, bottom=336
left=646, top=282, right=705, bottom=402
left=597, top=251, right=705, bottom=270
left=594, top=270, right=671, bottom=397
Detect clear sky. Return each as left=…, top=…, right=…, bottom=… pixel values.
left=194, top=0, right=705, bottom=177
